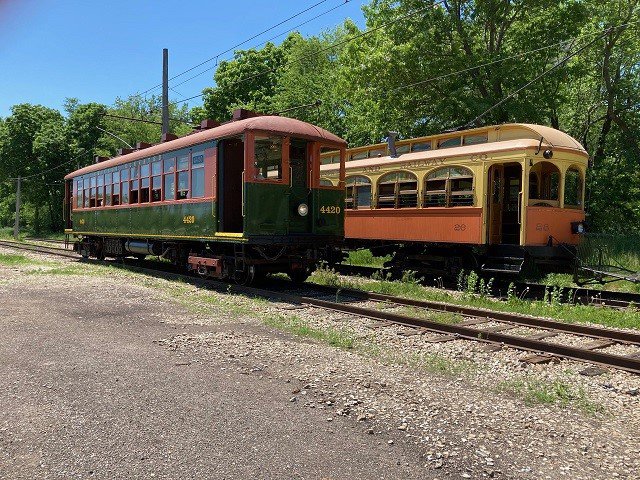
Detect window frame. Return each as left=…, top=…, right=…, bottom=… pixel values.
left=563, top=166, right=583, bottom=209
left=375, top=170, right=418, bottom=209
left=345, top=175, right=372, bottom=209
left=423, top=166, right=474, bottom=208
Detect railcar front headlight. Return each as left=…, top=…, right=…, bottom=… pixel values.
left=298, top=203, right=309, bottom=217
left=571, top=221, right=586, bottom=234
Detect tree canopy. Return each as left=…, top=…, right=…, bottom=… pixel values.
left=0, top=0, right=638, bottom=234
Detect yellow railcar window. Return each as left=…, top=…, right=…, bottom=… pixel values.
left=424, top=167, right=474, bottom=207
left=346, top=175, right=371, bottom=209
left=376, top=171, right=417, bottom=209
left=564, top=168, right=583, bottom=208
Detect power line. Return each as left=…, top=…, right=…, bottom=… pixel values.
left=8, top=148, right=89, bottom=181
left=380, top=18, right=640, bottom=97
left=169, top=0, right=351, bottom=91
left=167, top=1, right=442, bottom=107
left=456, top=30, right=610, bottom=130
left=135, top=0, right=338, bottom=98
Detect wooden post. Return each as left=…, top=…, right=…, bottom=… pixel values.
left=13, top=176, right=21, bottom=239
left=162, top=48, right=169, bottom=136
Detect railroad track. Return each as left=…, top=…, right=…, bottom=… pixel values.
left=1, top=239, right=639, bottom=375
left=0, top=239, right=78, bottom=258
left=334, top=263, right=640, bottom=309
left=24, top=237, right=68, bottom=245
left=23, top=240, right=640, bottom=308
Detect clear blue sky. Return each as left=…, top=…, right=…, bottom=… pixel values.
left=0, top=0, right=366, bottom=117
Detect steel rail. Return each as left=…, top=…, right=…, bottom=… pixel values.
left=1, top=240, right=638, bottom=374
left=306, top=284, right=640, bottom=346
left=284, top=292, right=640, bottom=375
left=0, top=239, right=78, bottom=258
left=333, top=264, right=640, bottom=309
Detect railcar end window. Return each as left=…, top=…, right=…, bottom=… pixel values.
left=376, top=171, right=418, bottom=209
left=564, top=167, right=582, bottom=208
left=532, top=162, right=560, bottom=203
left=254, top=136, right=283, bottom=180
left=424, top=166, right=474, bottom=207
left=345, top=176, right=371, bottom=209
left=191, top=153, right=205, bottom=198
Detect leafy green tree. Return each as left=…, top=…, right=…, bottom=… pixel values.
left=271, top=32, right=348, bottom=138
left=202, top=42, right=288, bottom=120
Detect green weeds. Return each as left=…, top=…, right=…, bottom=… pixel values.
left=0, top=253, right=37, bottom=266
left=344, top=249, right=392, bottom=268
left=498, top=377, right=604, bottom=414
left=263, top=314, right=356, bottom=349
left=310, top=267, right=640, bottom=330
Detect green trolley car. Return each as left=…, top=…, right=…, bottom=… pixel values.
left=63, top=112, right=346, bottom=283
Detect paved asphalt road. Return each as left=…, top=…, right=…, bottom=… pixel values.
left=0, top=281, right=432, bottom=479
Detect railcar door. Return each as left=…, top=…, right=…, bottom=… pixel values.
left=501, top=164, right=522, bottom=245
left=288, top=139, right=311, bottom=234
left=217, top=138, right=244, bottom=233
left=488, top=165, right=503, bottom=244
left=64, top=179, right=73, bottom=230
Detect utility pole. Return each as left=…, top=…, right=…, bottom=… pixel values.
left=13, top=177, right=21, bottom=240
left=162, top=48, right=169, bottom=136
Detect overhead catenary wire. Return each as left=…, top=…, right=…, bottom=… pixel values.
left=165, top=1, right=443, bottom=107
left=8, top=148, right=89, bottom=182
left=455, top=29, right=612, bottom=130
left=134, top=0, right=339, bottom=98
left=169, top=0, right=351, bottom=91
left=380, top=17, right=640, bottom=97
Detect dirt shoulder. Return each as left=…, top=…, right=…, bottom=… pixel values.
left=0, top=252, right=638, bottom=479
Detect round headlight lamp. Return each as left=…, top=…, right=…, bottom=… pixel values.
left=298, top=203, right=309, bottom=217
left=577, top=223, right=585, bottom=234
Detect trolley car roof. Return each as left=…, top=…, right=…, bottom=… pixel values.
left=66, top=116, right=346, bottom=179
left=321, top=123, right=588, bottom=172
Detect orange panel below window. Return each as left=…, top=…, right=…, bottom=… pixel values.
left=526, top=207, right=584, bottom=246
left=345, top=207, right=483, bottom=244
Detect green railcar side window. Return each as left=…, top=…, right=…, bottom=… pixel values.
left=191, top=153, right=205, bottom=198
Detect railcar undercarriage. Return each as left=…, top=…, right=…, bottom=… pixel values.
left=340, top=240, right=578, bottom=279
left=75, top=235, right=337, bottom=284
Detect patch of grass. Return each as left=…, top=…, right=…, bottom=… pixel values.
left=498, top=377, right=604, bottom=414
left=0, top=253, right=37, bottom=266
left=264, top=314, right=356, bottom=349
left=344, top=249, right=392, bottom=268
left=27, top=262, right=112, bottom=277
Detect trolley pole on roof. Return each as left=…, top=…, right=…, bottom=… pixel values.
left=162, top=48, right=170, bottom=135
left=13, top=177, right=21, bottom=240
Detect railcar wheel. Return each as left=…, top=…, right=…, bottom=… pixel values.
left=288, top=268, right=310, bottom=284
left=234, top=265, right=256, bottom=286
